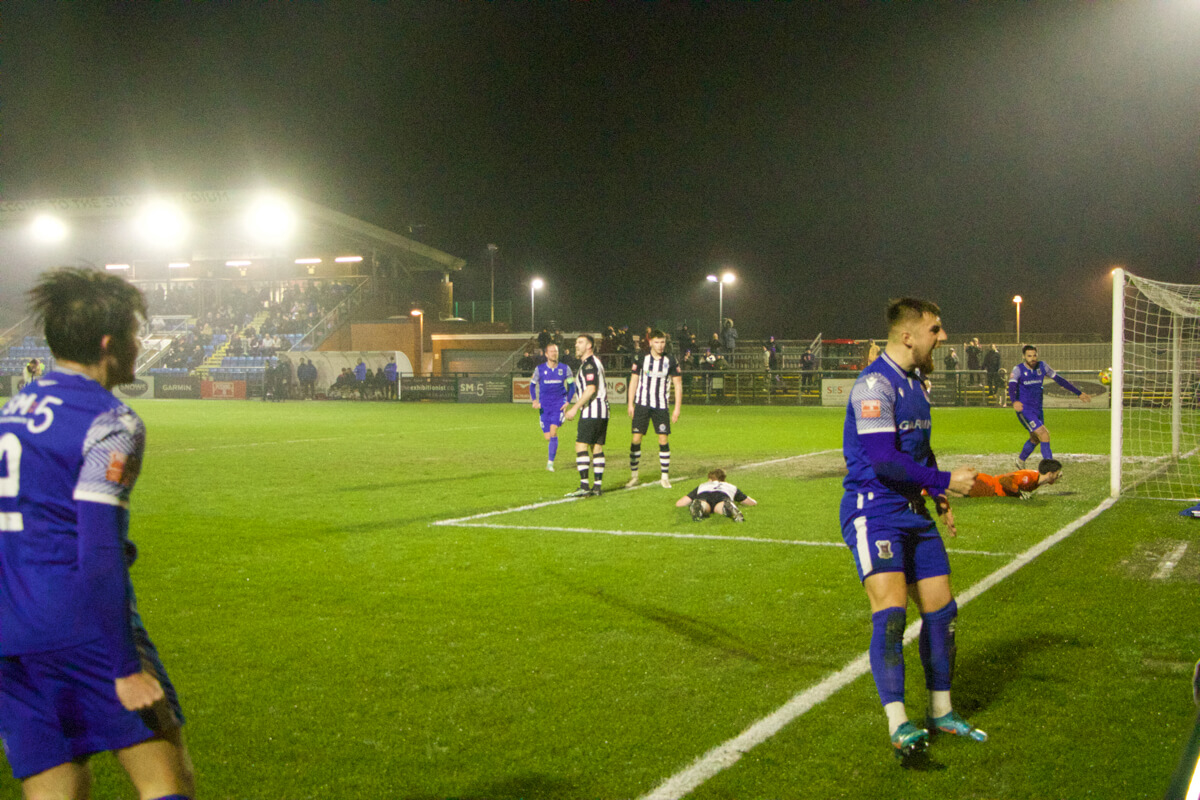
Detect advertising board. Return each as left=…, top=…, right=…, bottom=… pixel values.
left=457, top=376, right=513, bottom=403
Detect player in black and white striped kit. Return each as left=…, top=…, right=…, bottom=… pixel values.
left=563, top=333, right=608, bottom=497
left=626, top=330, right=683, bottom=489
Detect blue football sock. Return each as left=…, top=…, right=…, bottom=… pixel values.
left=150, top=795, right=191, bottom=800
left=1040, top=441, right=1053, bottom=460
left=870, top=607, right=907, bottom=705
left=548, top=436, right=558, bottom=462
left=1019, top=440, right=1036, bottom=462
left=919, top=599, right=957, bottom=691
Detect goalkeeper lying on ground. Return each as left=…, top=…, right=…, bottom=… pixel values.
left=953, top=458, right=1063, bottom=499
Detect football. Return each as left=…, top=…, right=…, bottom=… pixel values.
left=1099, top=367, right=1112, bottom=385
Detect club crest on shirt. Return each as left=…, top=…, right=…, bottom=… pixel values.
left=861, top=399, right=881, bottom=419
left=875, top=540, right=894, bottom=560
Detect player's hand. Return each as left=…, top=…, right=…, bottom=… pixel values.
left=565, top=407, right=577, bottom=421
left=947, top=467, right=977, bottom=496
left=937, top=502, right=958, bottom=537
left=628, top=404, right=635, bottom=419
left=115, top=670, right=165, bottom=711
left=671, top=408, right=680, bottom=423
left=531, top=401, right=541, bottom=411
left=1013, top=401, right=1023, bottom=413
left=1079, top=392, right=1092, bottom=403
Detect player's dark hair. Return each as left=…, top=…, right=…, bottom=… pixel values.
left=577, top=333, right=595, bottom=348
left=708, top=468, right=726, bottom=482
left=1022, top=344, right=1038, bottom=354
left=649, top=329, right=666, bottom=340
left=886, top=297, right=941, bottom=331
left=29, top=268, right=146, bottom=364
left=1037, top=459, right=1062, bottom=474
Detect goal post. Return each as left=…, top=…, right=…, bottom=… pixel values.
left=1111, top=269, right=1200, bottom=500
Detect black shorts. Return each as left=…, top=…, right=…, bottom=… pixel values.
left=695, top=491, right=732, bottom=509
left=576, top=417, right=609, bottom=446
left=631, top=404, right=671, bottom=436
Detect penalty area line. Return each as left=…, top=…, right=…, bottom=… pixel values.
left=636, top=494, right=1118, bottom=800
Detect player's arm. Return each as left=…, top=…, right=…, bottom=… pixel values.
left=675, top=491, right=696, bottom=507
left=529, top=368, right=541, bottom=410
left=1049, top=370, right=1091, bottom=402
left=566, top=366, right=597, bottom=420
left=671, top=368, right=683, bottom=423
left=734, top=489, right=757, bottom=507
left=627, top=371, right=639, bottom=418
left=1008, top=368, right=1022, bottom=411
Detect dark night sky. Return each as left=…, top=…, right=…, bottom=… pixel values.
left=2, top=1, right=1198, bottom=339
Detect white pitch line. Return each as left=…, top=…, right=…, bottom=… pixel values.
left=637, top=495, right=1117, bottom=800
left=432, top=449, right=843, bottom=527
left=1153, top=541, right=1189, bottom=580
left=445, top=522, right=1015, bottom=557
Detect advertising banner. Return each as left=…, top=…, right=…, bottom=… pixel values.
left=821, top=378, right=855, bottom=407
left=201, top=380, right=247, bottom=400
left=457, top=376, right=513, bottom=403
left=511, top=374, right=628, bottom=405
left=399, top=376, right=458, bottom=401
left=155, top=376, right=202, bottom=399
left=112, top=377, right=154, bottom=402
left=512, top=376, right=532, bottom=403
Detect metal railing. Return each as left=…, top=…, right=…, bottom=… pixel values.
left=291, top=279, right=371, bottom=352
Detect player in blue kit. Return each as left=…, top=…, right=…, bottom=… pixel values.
left=1008, top=344, right=1091, bottom=468
left=841, top=297, right=982, bottom=761
left=530, top=342, right=573, bottom=471
left=0, top=269, right=194, bottom=798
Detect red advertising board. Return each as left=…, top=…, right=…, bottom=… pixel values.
left=201, top=380, right=247, bottom=399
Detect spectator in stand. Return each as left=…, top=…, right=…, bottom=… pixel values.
left=638, top=327, right=653, bottom=356
left=721, top=318, right=738, bottom=355
left=384, top=357, right=398, bottom=399
left=21, top=358, right=42, bottom=389
left=800, top=348, right=816, bottom=390
left=617, top=326, right=634, bottom=354
left=537, top=328, right=553, bottom=351
left=983, top=344, right=1003, bottom=404
left=678, top=324, right=696, bottom=355
left=707, top=332, right=722, bottom=355
left=599, top=327, right=618, bottom=356
left=766, top=337, right=783, bottom=388
left=517, top=348, right=537, bottom=373
left=965, top=338, right=983, bottom=385
left=944, top=347, right=961, bottom=403
left=275, top=358, right=292, bottom=400
left=866, top=339, right=881, bottom=365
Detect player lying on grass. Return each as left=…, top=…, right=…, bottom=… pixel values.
left=953, top=458, right=1062, bottom=499
left=674, top=469, right=757, bottom=522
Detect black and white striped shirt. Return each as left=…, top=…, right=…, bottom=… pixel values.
left=577, top=355, right=609, bottom=419
left=631, top=353, right=681, bottom=409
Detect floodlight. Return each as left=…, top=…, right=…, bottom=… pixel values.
left=168, top=262, right=190, bottom=269
left=706, top=274, right=718, bottom=282
left=134, top=200, right=188, bottom=246
left=105, top=264, right=131, bottom=271
left=531, top=278, right=544, bottom=290
left=335, top=255, right=363, bottom=263
left=30, top=214, right=68, bottom=244
left=295, top=258, right=322, bottom=265
left=244, top=194, right=296, bottom=244
left=226, top=260, right=251, bottom=267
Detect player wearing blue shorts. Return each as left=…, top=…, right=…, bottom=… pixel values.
left=1008, top=344, right=1091, bottom=468
left=841, top=297, right=982, bottom=760
left=530, top=343, right=573, bottom=472
left=0, top=269, right=194, bottom=798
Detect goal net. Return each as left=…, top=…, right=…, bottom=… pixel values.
left=1111, top=269, right=1200, bottom=500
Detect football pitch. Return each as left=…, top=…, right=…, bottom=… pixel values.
left=3, top=400, right=1195, bottom=798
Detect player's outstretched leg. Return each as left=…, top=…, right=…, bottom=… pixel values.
left=689, top=498, right=705, bottom=522
left=919, top=599, right=987, bottom=742
left=721, top=500, right=744, bottom=522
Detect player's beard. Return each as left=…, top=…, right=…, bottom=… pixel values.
left=915, top=349, right=936, bottom=375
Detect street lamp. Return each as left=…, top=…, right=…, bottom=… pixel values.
left=1013, top=295, right=1023, bottom=342
left=487, top=244, right=499, bottom=323
left=530, top=277, right=544, bottom=332
left=411, top=309, right=424, bottom=376
left=706, top=271, right=736, bottom=332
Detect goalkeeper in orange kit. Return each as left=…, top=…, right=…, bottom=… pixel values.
left=957, top=459, right=1062, bottom=499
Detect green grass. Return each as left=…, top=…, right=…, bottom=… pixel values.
left=1, top=402, right=1194, bottom=798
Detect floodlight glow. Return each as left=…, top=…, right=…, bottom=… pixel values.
left=244, top=195, right=296, bottom=243
left=334, top=255, right=363, bottom=263
left=168, top=262, right=190, bottom=269
left=30, top=214, right=68, bottom=243
left=295, top=258, right=322, bottom=265
left=721, top=272, right=736, bottom=284
left=706, top=274, right=718, bottom=282
left=531, top=278, right=544, bottom=290
left=1013, top=295, right=1022, bottom=304
left=105, top=264, right=131, bottom=271
left=411, top=309, right=423, bottom=317
left=134, top=200, right=188, bottom=246
left=226, top=260, right=251, bottom=267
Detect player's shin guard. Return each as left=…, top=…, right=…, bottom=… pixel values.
left=592, top=451, right=605, bottom=487
left=577, top=453, right=591, bottom=488
left=870, top=607, right=907, bottom=706
left=659, top=444, right=670, bottom=476
left=629, top=444, right=641, bottom=471
left=548, top=436, right=558, bottom=462
left=1019, top=440, right=1037, bottom=462
left=919, top=599, right=957, bottom=692
left=1040, top=441, right=1053, bottom=460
